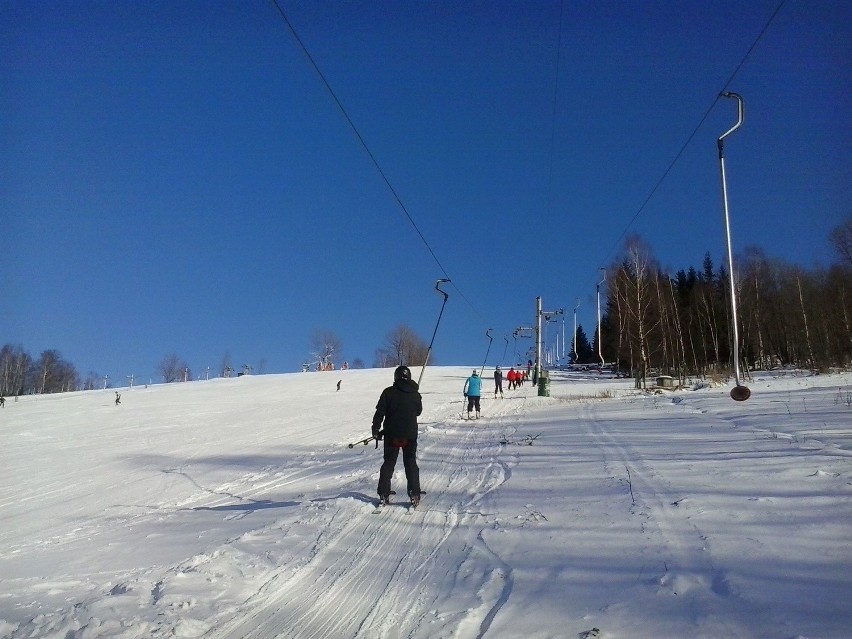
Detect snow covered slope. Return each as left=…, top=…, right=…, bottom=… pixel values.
left=1, top=367, right=850, bottom=638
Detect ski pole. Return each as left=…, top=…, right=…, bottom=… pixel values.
left=347, top=435, right=375, bottom=448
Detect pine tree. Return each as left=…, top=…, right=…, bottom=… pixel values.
left=573, top=324, right=594, bottom=364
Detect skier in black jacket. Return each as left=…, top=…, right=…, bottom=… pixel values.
left=372, top=365, right=423, bottom=506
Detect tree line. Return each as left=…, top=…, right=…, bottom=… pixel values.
left=1, top=346, right=83, bottom=396
left=10, top=218, right=847, bottom=396
left=307, top=324, right=431, bottom=371
left=0, top=345, right=201, bottom=396
left=597, top=217, right=852, bottom=383
left=1, top=323, right=433, bottom=397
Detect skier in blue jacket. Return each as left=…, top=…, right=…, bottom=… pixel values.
left=463, top=370, right=482, bottom=419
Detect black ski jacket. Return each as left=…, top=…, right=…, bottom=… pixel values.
left=372, top=378, right=422, bottom=441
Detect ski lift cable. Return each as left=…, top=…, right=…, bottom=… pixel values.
left=596, top=0, right=786, bottom=275
left=269, top=1, right=445, bottom=274
left=269, top=0, right=488, bottom=327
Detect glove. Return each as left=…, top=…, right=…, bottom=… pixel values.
left=464, top=393, right=468, bottom=398
left=372, top=426, right=383, bottom=441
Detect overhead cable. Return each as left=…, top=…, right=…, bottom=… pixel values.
left=269, top=0, right=486, bottom=324
left=598, top=0, right=787, bottom=270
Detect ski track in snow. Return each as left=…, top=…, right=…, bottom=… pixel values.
left=581, top=404, right=754, bottom=636
left=208, top=395, right=522, bottom=639
left=2, top=369, right=851, bottom=639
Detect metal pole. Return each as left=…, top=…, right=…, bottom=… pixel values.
left=573, top=298, right=580, bottom=364
left=553, top=328, right=557, bottom=366
left=417, top=279, right=450, bottom=388
left=718, top=92, right=750, bottom=401
left=541, top=309, right=563, bottom=367
left=597, top=268, right=606, bottom=367
left=480, top=328, right=493, bottom=375
left=535, top=297, right=543, bottom=383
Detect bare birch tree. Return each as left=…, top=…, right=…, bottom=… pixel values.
left=158, top=354, right=188, bottom=383
left=311, top=330, right=343, bottom=370
left=375, top=324, right=430, bottom=367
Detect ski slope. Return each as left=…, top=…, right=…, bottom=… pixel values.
left=1, top=367, right=851, bottom=638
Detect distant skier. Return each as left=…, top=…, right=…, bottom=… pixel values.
left=337, top=380, right=342, bottom=391
left=372, top=365, right=423, bottom=507
left=507, top=367, right=517, bottom=390
left=463, top=370, right=482, bottom=419
left=114, top=392, right=121, bottom=406
left=0, top=396, right=5, bottom=408
left=493, top=366, right=504, bottom=398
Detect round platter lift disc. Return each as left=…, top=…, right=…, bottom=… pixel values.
left=730, top=385, right=751, bottom=401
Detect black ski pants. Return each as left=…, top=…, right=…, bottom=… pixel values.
left=378, top=438, right=420, bottom=497
left=467, top=395, right=481, bottom=413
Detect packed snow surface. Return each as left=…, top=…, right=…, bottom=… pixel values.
left=1, top=367, right=851, bottom=639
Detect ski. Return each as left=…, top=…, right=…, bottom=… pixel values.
left=372, top=491, right=395, bottom=514
left=372, top=491, right=424, bottom=514
left=499, top=433, right=542, bottom=445
left=407, top=491, right=425, bottom=513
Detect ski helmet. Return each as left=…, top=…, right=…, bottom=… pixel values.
left=394, top=365, right=412, bottom=382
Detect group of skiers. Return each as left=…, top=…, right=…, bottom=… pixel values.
left=502, top=366, right=529, bottom=391
left=463, top=367, right=526, bottom=419
left=368, top=363, right=535, bottom=509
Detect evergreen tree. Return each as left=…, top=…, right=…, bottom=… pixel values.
left=573, top=324, right=594, bottom=364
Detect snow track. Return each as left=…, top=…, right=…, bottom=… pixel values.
left=3, top=368, right=851, bottom=639
left=208, top=394, right=522, bottom=639
left=580, top=404, right=756, bottom=637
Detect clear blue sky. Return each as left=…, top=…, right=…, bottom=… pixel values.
left=2, top=1, right=849, bottom=383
